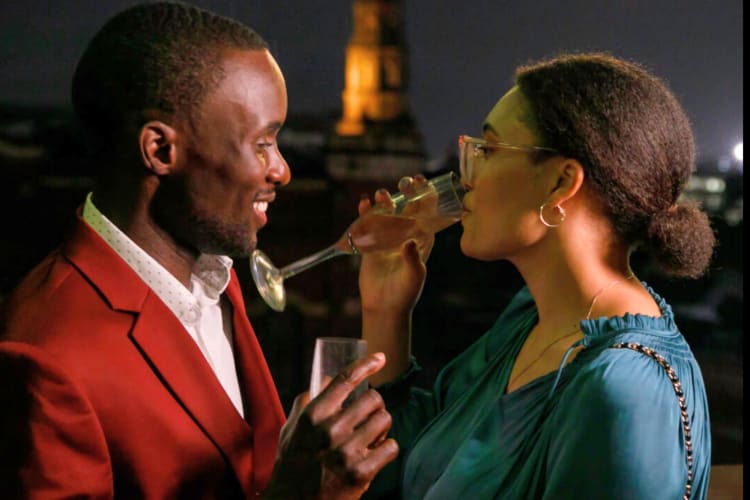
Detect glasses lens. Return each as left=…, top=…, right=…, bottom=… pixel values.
left=458, top=136, right=471, bottom=184
left=459, top=136, right=485, bottom=184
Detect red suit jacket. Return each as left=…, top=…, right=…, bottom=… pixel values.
left=0, top=216, right=286, bottom=498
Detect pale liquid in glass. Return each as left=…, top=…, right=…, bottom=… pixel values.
left=340, top=211, right=460, bottom=255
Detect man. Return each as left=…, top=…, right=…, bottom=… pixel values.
left=0, top=2, right=397, bottom=498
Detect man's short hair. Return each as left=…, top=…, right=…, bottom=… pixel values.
left=71, top=1, right=268, bottom=155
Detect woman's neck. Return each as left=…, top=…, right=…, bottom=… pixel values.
left=513, top=233, right=641, bottom=339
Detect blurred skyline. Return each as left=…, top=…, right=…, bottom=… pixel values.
left=0, top=0, right=743, bottom=162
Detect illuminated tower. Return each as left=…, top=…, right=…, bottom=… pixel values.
left=327, top=0, right=425, bottom=181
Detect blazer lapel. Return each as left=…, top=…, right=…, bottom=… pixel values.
left=129, top=294, right=257, bottom=494
left=64, top=215, right=260, bottom=496
left=225, top=273, right=285, bottom=493
left=63, top=214, right=149, bottom=312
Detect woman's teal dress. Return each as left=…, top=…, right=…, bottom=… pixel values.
left=368, top=284, right=711, bottom=499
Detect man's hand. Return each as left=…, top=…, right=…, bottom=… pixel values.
left=263, top=353, right=398, bottom=499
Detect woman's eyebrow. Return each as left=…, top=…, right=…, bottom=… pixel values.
left=482, top=122, right=499, bottom=140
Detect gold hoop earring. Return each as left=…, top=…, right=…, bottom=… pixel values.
left=539, top=203, right=565, bottom=227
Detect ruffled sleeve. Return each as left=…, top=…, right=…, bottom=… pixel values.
left=366, top=357, right=438, bottom=499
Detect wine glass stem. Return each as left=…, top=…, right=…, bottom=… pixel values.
left=279, top=244, right=348, bottom=280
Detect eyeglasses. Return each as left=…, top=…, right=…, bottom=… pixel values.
left=458, top=135, right=559, bottom=184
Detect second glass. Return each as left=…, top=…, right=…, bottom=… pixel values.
left=309, top=337, right=368, bottom=407
left=250, top=171, right=466, bottom=312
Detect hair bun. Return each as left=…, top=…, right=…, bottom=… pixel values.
left=646, top=201, right=716, bottom=279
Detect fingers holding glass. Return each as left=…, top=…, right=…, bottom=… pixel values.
left=268, top=352, right=395, bottom=499
left=309, top=338, right=369, bottom=408
left=250, top=171, right=464, bottom=312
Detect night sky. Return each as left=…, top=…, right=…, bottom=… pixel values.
left=0, top=0, right=743, bottom=163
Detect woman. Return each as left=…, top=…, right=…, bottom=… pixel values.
left=358, top=53, right=715, bottom=499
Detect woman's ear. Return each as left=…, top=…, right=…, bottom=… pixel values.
left=139, top=121, right=178, bottom=175
left=546, top=157, right=585, bottom=206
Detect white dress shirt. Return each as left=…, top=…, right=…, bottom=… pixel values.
left=82, top=193, right=245, bottom=417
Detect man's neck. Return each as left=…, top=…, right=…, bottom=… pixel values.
left=93, top=180, right=198, bottom=288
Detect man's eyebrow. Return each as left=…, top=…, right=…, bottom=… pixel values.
left=265, top=122, right=283, bottom=133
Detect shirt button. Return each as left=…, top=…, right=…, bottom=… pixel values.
left=182, top=306, right=201, bottom=324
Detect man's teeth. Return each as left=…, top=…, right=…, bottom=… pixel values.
left=253, top=201, right=268, bottom=213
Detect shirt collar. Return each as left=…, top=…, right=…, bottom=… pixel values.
left=192, top=254, right=234, bottom=302
left=81, top=192, right=233, bottom=322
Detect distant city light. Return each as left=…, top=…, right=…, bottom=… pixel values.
left=704, top=177, right=725, bottom=193
left=733, top=142, right=743, bottom=161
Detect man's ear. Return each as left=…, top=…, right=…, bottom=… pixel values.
left=546, top=157, right=585, bottom=206
left=139, top=121, right=178, bottom=175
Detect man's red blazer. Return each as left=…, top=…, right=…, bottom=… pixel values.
left=0, top=215, right=286, bottom=498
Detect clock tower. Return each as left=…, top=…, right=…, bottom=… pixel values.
left=327, top=0, right=425, bottom=181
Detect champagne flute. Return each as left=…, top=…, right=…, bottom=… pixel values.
left=309, top=337, right=368, bottom=407
left=250, top=171, right=465, bottom=312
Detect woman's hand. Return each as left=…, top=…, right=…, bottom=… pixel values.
left=357, top=175, right=434, bottom=315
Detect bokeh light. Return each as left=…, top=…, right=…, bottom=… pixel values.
left=733, top=142, right=743, bottom=161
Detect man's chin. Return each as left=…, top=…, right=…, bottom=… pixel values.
left=196, top=235, right=255, bottom=258
left=213, top=243, right=255, bottom=259
left=186, top=212, right=257, bottom=257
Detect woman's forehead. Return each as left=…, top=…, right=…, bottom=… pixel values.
left=483, top=86, right=534, bottom=142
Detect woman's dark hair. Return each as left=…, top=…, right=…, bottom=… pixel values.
left=515, top=52, right=715, bottom=279
left=71, top=1, right=268, bottom=156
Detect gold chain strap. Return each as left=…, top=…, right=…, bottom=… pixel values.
left=611, top=342, right=694, bottom=499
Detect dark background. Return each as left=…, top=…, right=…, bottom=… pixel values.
left=0, top=0, right=743, bottom=162
left=0, top=0, right=742, bottom=467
